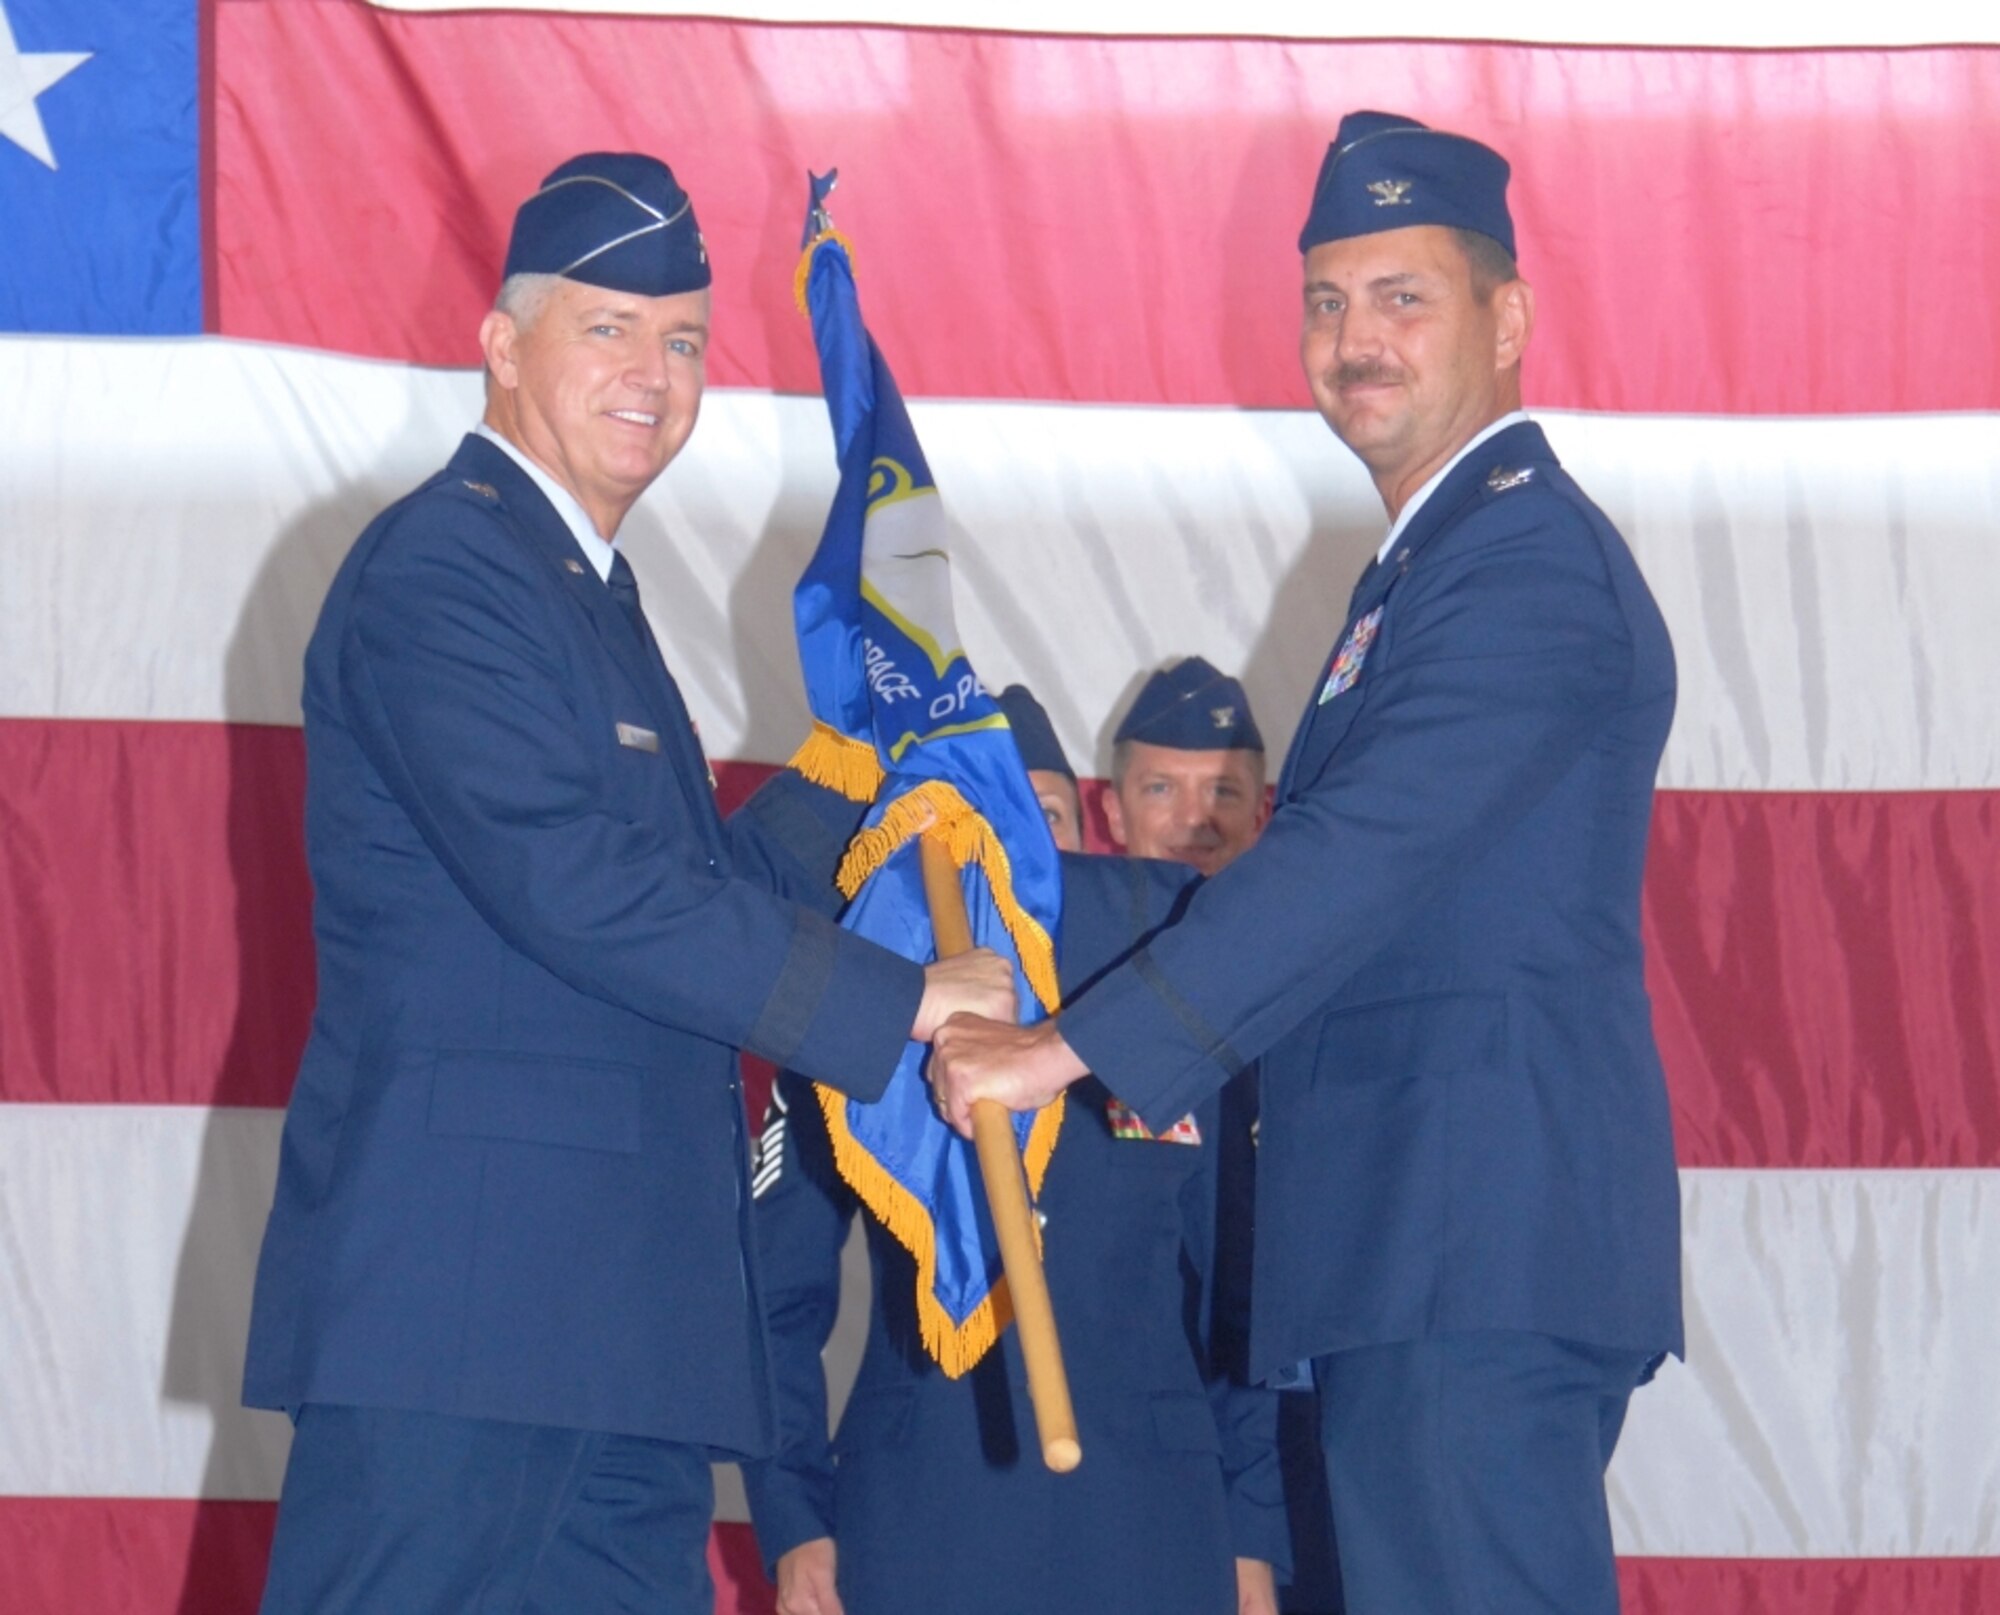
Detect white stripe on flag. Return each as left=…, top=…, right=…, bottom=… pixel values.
left=1610, top=1168, right=2000, bottom=1556
left=4, top=339, right=1996, bottom=792
left=4, top=1106, right=1996, bottom=1554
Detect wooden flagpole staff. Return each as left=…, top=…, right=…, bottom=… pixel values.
left=919, top=835, right=1082, bottom=1474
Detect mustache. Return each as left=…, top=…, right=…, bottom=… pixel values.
left=1333, top=362, right=1407, bottom=388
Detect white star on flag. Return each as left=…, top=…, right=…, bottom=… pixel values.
left=0, top=0, right=90, bottom=171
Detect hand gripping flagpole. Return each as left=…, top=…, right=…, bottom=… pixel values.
left=919, top=835, right=1082, bottom=1474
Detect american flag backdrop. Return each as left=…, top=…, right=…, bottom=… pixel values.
left=2, top=3, right=1997, bottom=1611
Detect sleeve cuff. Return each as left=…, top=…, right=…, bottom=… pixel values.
left=737, top=1459, right=836, bottom=1575
left=1061, top=946, right=1243, bottom=1132
left=748, top=910, right=925, bottom=1102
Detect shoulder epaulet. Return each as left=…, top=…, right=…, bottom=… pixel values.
left=1483, top=464, right=1536, bottom=495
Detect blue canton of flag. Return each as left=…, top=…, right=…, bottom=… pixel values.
left=0, top=0, right=200, bottom=334
left=788, top=172, right=1063, bottom=1377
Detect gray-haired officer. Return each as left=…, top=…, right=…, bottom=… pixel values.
left=243, top=152, right=1013, bottom=1615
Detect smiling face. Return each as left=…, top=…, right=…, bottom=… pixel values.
left=1299, top=224, right=1532, bottom=516
left=479, top=276, right=710, bottom=538
left=1106, top=742, right=1268, bottom=876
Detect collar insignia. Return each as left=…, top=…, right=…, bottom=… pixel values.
left=1367, top=179, right=1413, bottom=207
left=1485, top=465, right=1535, bottom=493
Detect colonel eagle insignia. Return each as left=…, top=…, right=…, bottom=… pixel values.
left=1367, top=179, right=1413, bottom=207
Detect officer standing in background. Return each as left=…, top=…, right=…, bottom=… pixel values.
left=241, top=153, right=1013, bottom=1615
left=997, top=682, right=1085, bottom=853
left=1103, top=661, right=1342, bottom=1615
left=934, top=110, right=1682, bottom=1615
left=744, top=683, right=1288, bottom=1615
left=1103, top=656, right=1268, bottom=876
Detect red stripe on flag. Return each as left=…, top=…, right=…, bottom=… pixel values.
left=1619, top=1557, right=2000, bottom=1615
left=212, top=5, right=2000, bottom=415
left=1644, top=789, right=2000, bottom=1170
left=6, top=719, right=1996, bottom=1168
left=0, top=1500, right=773, bottom=1615
left=1, top=1501, right=1992, bottom=1615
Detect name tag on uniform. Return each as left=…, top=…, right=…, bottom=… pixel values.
left=615, top=722, right=660, bottom=753
left=1319, top=605, right=1384, bottom=704
left=1105, top=1097, right=1202, bottom=1145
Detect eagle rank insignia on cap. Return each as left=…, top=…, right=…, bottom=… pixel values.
left=1486, top=465, right=1535, bottom=493
left=1367, top=178, right=1413, bottom=207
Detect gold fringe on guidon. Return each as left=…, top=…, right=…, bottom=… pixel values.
left=794, top=229, right=860, bottom=316
left=813, top=1080, right=1063, bottom=1378
left=835, top=779, right=1061, bottom=1018
left=814, top=776, right=1068, bottom=1376
left=786, top=721, right=887, bottom=805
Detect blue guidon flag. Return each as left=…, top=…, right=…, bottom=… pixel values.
left=788, top=171, right=1063, bottom=1376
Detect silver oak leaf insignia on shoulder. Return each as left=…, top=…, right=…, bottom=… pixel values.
left=1485, top=465, right=1535, bottom=493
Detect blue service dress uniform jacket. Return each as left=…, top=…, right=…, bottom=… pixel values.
left=1059, top=420, right=1684, bottom=1380
left=241, top=433, right=925, bottom=1458
left=741, top=855, right=1289, bottom=1615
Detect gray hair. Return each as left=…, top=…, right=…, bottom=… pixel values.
left=493, top=272, right=562, bottom=333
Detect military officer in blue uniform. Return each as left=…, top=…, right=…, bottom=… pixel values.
left=742, top=685, right=1289, bottom=1615
left=934, top=112, right=1682, bottom=1615
left=241, top=153, right=1014, bottom=1615
left=1102, top=663, right=1342, bottom=1615
left=1104, top=656, right=1269, bottom=877
left=997, top=682, right=1085, bottom=852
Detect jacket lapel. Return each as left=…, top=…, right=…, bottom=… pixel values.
left=1278, top=421, right=1557, bottom=799
left=446, top=436, right=725, bottom=844
left=450, top=437, right=671, bottom=720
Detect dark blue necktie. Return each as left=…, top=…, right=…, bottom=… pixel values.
left=606, top=550, right=655, bottom=654
left=606, top=550, right=717, bottom=798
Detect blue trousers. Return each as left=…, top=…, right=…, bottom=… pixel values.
left=258, top=1404, right=715, bottom=1614
left=1315, top=1332, right=1652, bottom=1615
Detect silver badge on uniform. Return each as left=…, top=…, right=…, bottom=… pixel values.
left=615, top=722, right=660, bottom=753
left=752, top=1086, right=789, bottom=1198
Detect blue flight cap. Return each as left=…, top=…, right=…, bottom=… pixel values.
left=1114, top=657, right=1264, bottom=753
left=503, top=153, right=711, bottom=296
left=996, top=685, right=1074, bottom=782
left=1298, top=111, right=1515, bottom=261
